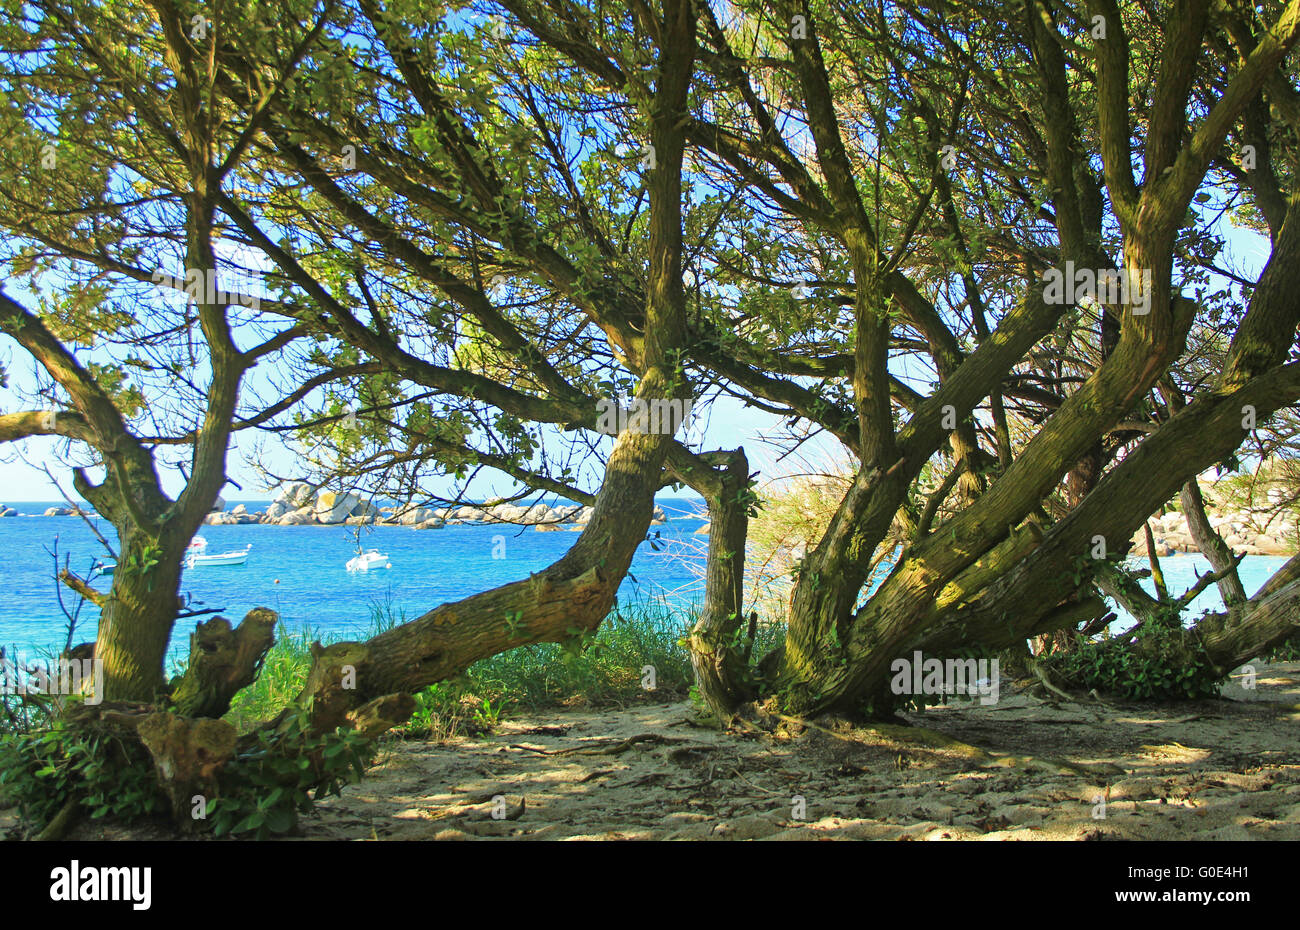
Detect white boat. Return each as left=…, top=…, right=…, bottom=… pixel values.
left=91, top=560, right=116, bottom=578
left=346, top=548, right=391, bottom=572
left=187, top=536, right=208, bottom=553
left=186, top=543, right=252, bottom=568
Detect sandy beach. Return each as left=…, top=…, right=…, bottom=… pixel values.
left=284, top=661, right=1300, bottom=841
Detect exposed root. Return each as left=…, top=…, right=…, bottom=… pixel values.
left=507, top=733, right=693, bottom=756
left=33, top=796, right=81, bottom=841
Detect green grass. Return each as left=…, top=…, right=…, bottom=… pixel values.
left=223, top=624, right=319, bottom=733
left=222, top=597, right=713, bottom=739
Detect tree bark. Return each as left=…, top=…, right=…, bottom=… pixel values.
left=1180, top=479, right=1248, bottom=606
left=168, top=609, right=278, bottom=718
left=684, top=449, right=755, bottom=720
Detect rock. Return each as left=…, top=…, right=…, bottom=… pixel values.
left=397, top=506, right=437, bottom=526
left=275, top=508, right=317, bottom=525
left=265, top=500, right=290, bottom=519
left=314, top=490, right=361, bottom=524
left=0, top=507, right=16, bottom=517
left=519, top=504, right=552, bottom=524
left=510, top=504, right=546, bottom=523
left=574, top=506, right=595, bottom=524
left=535, top=524, right=563, bottom=532
left=694, top=523, right=710, bottom=535
left=651, top=505, right=667, bottom=524
left=43, top=506, right=72, bottom=516
left=1254, top=534, right=1288, bottom=555
left=272, top=481, right=315, bottom=507
left=209, top=496, right=225, bottom=513
left=344, top=515, right=375, bottom=525
left=415, top=518, right=444, bottom=530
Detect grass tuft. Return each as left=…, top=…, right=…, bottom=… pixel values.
left=222, top=597, right=702, bottom=739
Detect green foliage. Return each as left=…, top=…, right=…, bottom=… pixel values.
left=223, top=602, right=699, bottom=743
left=0, top=716, right=165, bottom=832
left=1048, top=626, right=1227, bottom=701
left=223, top=623, right=317, bottom=733
left=1266, top=634, right=1300, bottom=662
left=118, top=541, right=164, bottom=590
left=207, top=709, right=374, bottom=840
left=398, top=603, right=696, bottom=739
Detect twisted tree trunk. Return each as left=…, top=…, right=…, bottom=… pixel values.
left=684, top=449, right=755, bottom=720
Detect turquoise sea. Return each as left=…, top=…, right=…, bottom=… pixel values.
left=0, top=497, right=1289, bottom=660
left=1, top=498, right=710, bottom=659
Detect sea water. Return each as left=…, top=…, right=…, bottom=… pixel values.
left=0, top=499, right=1289, bottom=659
left=1, top=499, right=710, bottom=659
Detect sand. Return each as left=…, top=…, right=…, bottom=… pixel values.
left=292, top=661, right=1300, bottom=841
left=8, top=661, right=1296, bottom=841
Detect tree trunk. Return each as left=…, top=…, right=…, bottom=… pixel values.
left=168, top=609, right=278, bottom=718
left=685, top=449, right=754, bottom=720
left=94, top=535, right=185, bottom=702
left=1198, top=578, right=1300, bottom=671
left=291, top=426, right=674, bottom=724
left=1180, top=479, right=1248, bottom=606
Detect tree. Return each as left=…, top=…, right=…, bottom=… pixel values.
left=4, top=0, right=1300, bottom=836
left=663, top=0, right=1300, bottom=715
left=0, top=0, right=345, bottom=700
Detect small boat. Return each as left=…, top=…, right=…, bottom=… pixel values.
left=91, top=560, right=116, bottom=578
left=186, top=543, right=252, bottom=568
left=346, top=548, right=391, bottom=572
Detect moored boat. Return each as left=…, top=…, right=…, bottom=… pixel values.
left=185, top=543, right=252, bottom=568
left=346, top=548, right=391, bottom=572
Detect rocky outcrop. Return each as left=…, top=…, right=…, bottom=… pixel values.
left=275, top=482, right=315, bottom=508
left=1130, top=508, right=1297, bottom=557
left=314, top=490, right=361, bottom=524
left=42, top=506, right=87, bottom=517
left=69, top=482, right=678, bottom=530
